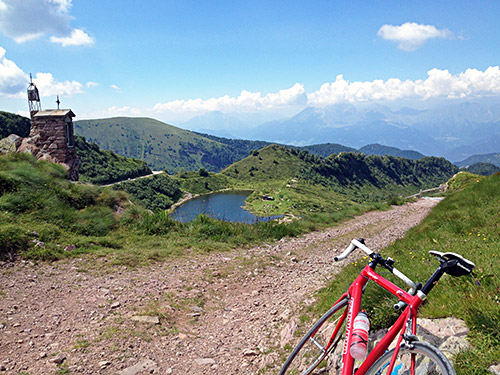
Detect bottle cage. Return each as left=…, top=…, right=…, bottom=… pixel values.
left=429, top=251, right=476, bottom=277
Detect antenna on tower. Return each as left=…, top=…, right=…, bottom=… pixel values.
left=27, top=73, right=41, bottom=116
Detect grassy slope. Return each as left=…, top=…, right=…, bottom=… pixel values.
left=0, top=153, right=313, bottom=265
left=75, top=117, right=237, bottom=172
left=218, top=145, right=457, bottom=215
left=0, top=152, right=132, bottom=260
left=314, top=172, right=500, bottom=374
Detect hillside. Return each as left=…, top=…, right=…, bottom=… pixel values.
left=75, top=136, right=152, bottom=184
left=299, top=143, right=356, bottom=158
left=223, top=145, right=457, bottom=201
left=456, top=152, right=500, bottom=167
left=460, top=162, right=499, bottom=176
left=0, top=152, right=133, bottom=260
left=358, top=143, right=425, bottom=159
left=0, top=111, right=31, bottom=138
left=75, top=117, right=257, bottom=173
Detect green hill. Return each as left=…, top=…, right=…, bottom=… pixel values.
left=358, top=143, right=426, bottom=159
left=0, top=111, right=31, bottom=138
left=75, top=117, right=253, bottom=173
left=223, top=145, right=457, bottom=201
left=0, top=152, right=133, bottom=260
left=300, top=143, right=357, bottom=157
left=460, top=162, right=500, bottom=176
left=456, top=152, right=500, bottom=167
left=75, top=136, right=152, bottom=184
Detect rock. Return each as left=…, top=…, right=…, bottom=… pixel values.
left=64, top=245, right=76, bottom=252
left=0, top=134, right=22, bottom=154
left=191, top=306, right=203, bottom=313
left=489, top=362, right=500, bottom=375
left=98, top=360, right=111, bottom=368
left=131, top=315, right=160, bottom=325
left=110, top=302, right=121, bottom=309
left=50, top=353, right=66, bottom=364
left=418, top=318, right=469, bottom=356
left=117, top=359, right=159, bottom=375
left=242, top=349, right=260, bottom=357
left=194, top=358, right=216, bottom=366
left=280, top=320, right=298, bottom=348
left=32, top=239, right=45, bottom=248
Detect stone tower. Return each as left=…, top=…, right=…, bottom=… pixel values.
left=20, top=78, right=81, bottom=181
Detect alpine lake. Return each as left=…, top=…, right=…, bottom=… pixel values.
left=170, top=191, right=282, bottom=223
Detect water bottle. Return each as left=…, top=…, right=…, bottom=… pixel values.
left=350, top=311, right=370, bottom=359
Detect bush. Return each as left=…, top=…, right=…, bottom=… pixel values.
left=138, top=210, right=178, bottom=235
left=72, top=206, right=116, bottom=236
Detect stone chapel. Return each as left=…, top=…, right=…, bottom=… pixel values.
left=18, top=77, right=81, bottom=181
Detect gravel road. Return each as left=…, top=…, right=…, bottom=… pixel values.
left=0, top=198, right=439, bottom=374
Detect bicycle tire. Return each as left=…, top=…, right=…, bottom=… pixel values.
left=279, top=298, right=348, bottom=375
left=366, top=341, right=455, bottom=375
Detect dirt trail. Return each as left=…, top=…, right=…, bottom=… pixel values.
left=0, top=199, right=439, bottom=374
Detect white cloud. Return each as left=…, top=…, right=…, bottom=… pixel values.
left=153, top=83, right=306, bottom=115
left=0, top=46, right=85, bottom=98
left=377, top=22, right=452, bottom=51
left=307, top=67, right=500, bottom=106
left=33, top=72, right=84, bottom=97
left=0, top=0, right=93, bottom=47
left=86, top=81, right=99, bottom=88
left=0, top=46, right=29, bottom=97
left=151, top=67, right=500, bottom=118
left=50, top=28, right=94, bottom=47
left=110, top=84, right=122, bottom=93
left=106, top=105, right=141, bottom=116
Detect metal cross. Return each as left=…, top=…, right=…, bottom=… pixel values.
left=56, top=95, right=60, bottom=110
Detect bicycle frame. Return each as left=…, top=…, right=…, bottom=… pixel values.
left=328, top=263, right=425, bottom=375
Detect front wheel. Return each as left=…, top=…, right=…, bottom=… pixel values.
left=279, top=298, right=348, bottom=375
left=366, top=341, right=455, bottom=375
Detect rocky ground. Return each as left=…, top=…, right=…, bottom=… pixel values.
left=0, top=199, right=445, bottom=374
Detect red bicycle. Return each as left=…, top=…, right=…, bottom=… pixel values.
left=279, top=238, right=475, bottom=375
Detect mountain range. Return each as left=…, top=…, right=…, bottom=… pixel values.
left=183, top=100, right=500, bottom=162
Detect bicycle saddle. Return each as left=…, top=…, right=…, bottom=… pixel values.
left=429, top=251, right=476, bottom=277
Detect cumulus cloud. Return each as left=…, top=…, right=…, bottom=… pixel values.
left=50, top=28, right=94, bottom=47
left=0, top=47, right=84, bottom=97
left=0, top=46, right=28, bottom=97
left=377, top=22, right=452, bottom=51
left=0, top=0, right=93, bottom=46
left=307, top=67, right=500, bottom=105
left=151, top=67, right=500, bottom=117
left=153, top=83, right=306, bottom=114
left=33, top=72, right=84, bottom=96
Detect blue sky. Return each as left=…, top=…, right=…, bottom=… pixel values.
left=1, top=0, right=500, bottom=125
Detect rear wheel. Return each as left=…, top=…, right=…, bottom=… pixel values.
left=279, top=298, right=348, bottom=375
left=366, top=341, right=455, bottom=375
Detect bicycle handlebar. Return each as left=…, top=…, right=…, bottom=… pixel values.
left=334, top=238, right=373, bottom=261
left=335, top=239, right=418, bottom=308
